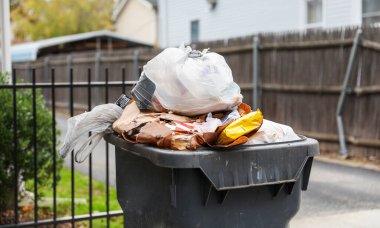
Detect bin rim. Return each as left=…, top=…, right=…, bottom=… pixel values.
left=107, top=133, right=319, bottom=190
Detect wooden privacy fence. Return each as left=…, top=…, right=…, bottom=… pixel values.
left=13, top=26, right=380, bottom=160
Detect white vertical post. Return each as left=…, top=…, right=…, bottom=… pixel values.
left=1, top=0, right=12, bottom=74
left=252, top=36, right=259, bottom=110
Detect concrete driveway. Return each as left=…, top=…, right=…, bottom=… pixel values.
left=291, top=160, right=380, bottom=227
left=57, top=114, right=380, bottom=227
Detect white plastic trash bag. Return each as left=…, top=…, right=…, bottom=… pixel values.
left=137, top=44, right=242, bottom=115
left=246, top=119, right=300, bottom=145
left=59, top=104, right=123, bottom=163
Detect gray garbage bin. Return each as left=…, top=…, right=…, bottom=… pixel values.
left=105, top=134, right=319, bottom=228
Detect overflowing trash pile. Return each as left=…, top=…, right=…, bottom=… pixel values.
left=60, top=45, right=299, bottom=163
left=112, top=98, right=263, bottom=151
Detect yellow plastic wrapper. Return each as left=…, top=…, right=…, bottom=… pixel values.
left=216, top=109, right=263, bottom=145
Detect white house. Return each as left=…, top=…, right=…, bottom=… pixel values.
left=113, top=0, right=157, bottom=45
left=157, top=0, right=377, bottom=47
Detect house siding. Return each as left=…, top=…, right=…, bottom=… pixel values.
left=114, top=0, right=157, bottom=45
left=158, top=0, right=360, bottom=47
left=325, top=0, right=358, bottom=28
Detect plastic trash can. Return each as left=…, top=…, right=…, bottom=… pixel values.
left=104, top=134, right=319, bottom=228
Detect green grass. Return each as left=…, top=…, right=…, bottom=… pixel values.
left=25, top=167, right=123, bottom=227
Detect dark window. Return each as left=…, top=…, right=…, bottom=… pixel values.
left=191, top=20, right=199, bottom=43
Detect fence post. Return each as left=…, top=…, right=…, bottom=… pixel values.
left=66, top=54, right=72, bottom=107
left=25, top=62, right=31, bottom=82
left=0, top=0, right=12, bottom=76
left=95, top=51, right=101, bottom=105
left=252, top=36, right=260, bottom=109
left=43, top=57, right=49, bottom=102
left=133, top=49, right=140, bottom=80
left=107, top=37, right=113, bottom=53
left=336, top=29, right=362, bottom=157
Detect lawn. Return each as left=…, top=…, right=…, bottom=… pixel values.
left=24, top=167, right=123, bottom=227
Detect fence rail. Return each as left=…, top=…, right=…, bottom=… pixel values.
left=0, top=211, right=124, bottom=228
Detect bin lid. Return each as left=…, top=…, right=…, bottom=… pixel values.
left=105, top=133, right=319, bottom=190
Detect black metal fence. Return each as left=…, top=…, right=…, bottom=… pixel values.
left=0, top=67, right=135, bottom=227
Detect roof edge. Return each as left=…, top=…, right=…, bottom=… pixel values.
left=112, top=0, right=129, bottom=21
left=11, top=30, right=153, bottom=62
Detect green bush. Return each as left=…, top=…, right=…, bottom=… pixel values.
left=0, top=73, right=62, bottom=211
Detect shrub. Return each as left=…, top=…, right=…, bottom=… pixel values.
left=0, top=73, right=62, bottom=211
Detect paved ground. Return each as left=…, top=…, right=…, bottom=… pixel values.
left=290, top=160, right=380, bottom=227
left=291, top=209, right=380, bottom=228
left=57, top=115, right=380, bottom=227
